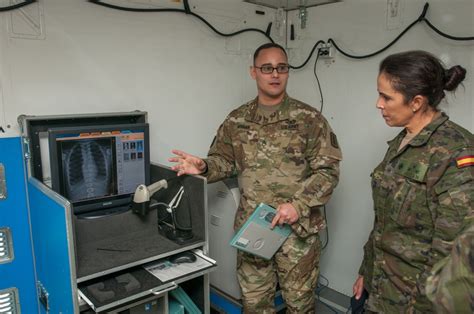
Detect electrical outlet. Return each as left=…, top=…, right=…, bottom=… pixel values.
left=318, top=44, right=334, bottom=59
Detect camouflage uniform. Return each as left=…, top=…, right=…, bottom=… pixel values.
left=204, top=95, right=342, bottom=313
left=425, top=213, right=474, bottom=313
left=359, top=113, right=473, bottom=313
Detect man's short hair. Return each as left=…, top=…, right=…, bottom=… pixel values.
left=253, top=43, right=288, bottom=65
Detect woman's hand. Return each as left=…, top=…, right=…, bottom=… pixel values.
left=353, top=275, right=365, bottom=300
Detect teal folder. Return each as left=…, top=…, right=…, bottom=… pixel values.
left=169, top=286, right=201, bottom=314
left=230, top=203, right=292, bottom=260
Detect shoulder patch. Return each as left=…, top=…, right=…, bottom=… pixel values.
left=456, top=155, right=474, bottom=168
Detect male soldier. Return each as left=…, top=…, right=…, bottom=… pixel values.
left=169, top=43, right=342, bottom=313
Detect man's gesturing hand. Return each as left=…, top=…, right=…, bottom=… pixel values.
left=169, top=149, right=207, bottom=176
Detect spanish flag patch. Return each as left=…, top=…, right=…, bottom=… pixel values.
left=456, top=155, right=474, bottom=168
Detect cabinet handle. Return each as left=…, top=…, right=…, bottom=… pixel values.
left=150, top=282, right=178, bottom=296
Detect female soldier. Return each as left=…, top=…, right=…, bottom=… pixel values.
left=353, top=50, right=473, bottom=312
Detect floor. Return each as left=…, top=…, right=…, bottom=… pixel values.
left=211, top=298, right=350, bottom=314
left=211, top=282, right=351, bottom=313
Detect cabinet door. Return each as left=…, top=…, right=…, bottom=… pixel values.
left=28, top=176, right=78, bottom=313
left=0, top=137, right=38, bottom=313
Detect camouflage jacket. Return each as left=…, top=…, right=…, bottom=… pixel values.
left=359, top=113, right=473, bottom=312
left=426, top=213, right=474, bottom=313
left=204, top=95, right=342, bottom=237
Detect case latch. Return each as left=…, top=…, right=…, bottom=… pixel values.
left=37, top=281, right=50, bottom=311
left=0, top=164, right=6, bottom=200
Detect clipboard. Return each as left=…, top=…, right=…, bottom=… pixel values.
left=229, top=203, right=292, bottom=260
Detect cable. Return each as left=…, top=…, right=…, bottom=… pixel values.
left=321, top=206, right=329, bottom=250
left=0, top=0, right=35, bottom=12
left=88, top=0, right=183, bottom=13
left=424, top=18, right=474, bottom=41
left=188, top=11, right=273, bottom=41
left=310, top=51, right=331, bottom=252
left=313, top=50, right=324, bottom=113
left=88, top=0, right=274, bottom=43
left=327, top=3, right=473, bottom=60
left=89, top=1, right=472, bottom=66
left=290, top=40, right=325, bottom=69
left=328, top=18, right=420, bottom=59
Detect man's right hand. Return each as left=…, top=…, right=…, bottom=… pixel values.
left=353, top=275, right=364, bottom=300
left=168, top=149, right=207, bottom=176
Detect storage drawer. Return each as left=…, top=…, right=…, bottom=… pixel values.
left=78, top=250, right=216, bottom=312
left=78, top=267, right=174, bottom=312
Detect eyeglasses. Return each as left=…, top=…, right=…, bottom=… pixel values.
left=254, top=64, right=290, bottom=74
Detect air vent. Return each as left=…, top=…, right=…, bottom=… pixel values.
left=244, top=0, right=341, bottom=11
left=0, top=228, right=14, bottom=264
left=0, top=288, right=20, bottom=314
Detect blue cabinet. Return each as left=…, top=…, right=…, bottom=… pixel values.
left=0, top=137, right=39, bottom=313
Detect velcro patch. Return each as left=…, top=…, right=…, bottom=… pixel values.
left=456, top=155, right=474, bottom=168
left=330, top=132, right=339, bottom=149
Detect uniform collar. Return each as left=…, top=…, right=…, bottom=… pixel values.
left=387, top=112, right=449, bottom=147
left=244, top=94, right=291, bottom=124
left=408, top=112, right=449, bottom=147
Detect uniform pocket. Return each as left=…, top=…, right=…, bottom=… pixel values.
left=388, top=181, right=415, bottom=225
left=232, top=129, right=259, bottom=170
left=371, top=171, right=389, bottom=211
left=258, top=128, right=298, bottom=170
left=389, top=159, right=430, bottom=229
left=281, top=132, right=307, bottom=169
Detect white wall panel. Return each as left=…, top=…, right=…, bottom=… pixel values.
left=0, top=0, right=472, bottom=298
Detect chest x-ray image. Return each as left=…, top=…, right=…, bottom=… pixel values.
left=61, top=138, right=115, bottom=202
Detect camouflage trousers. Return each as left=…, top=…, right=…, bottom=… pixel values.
left=237, top=232, right=321, bottom=314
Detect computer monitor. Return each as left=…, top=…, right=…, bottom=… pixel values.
left=48, top=123, right=150, bottom=216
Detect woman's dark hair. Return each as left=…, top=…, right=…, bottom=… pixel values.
left=379, top=50, right=466, bottom=109
left=253, top=43, right=287, bottom=65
